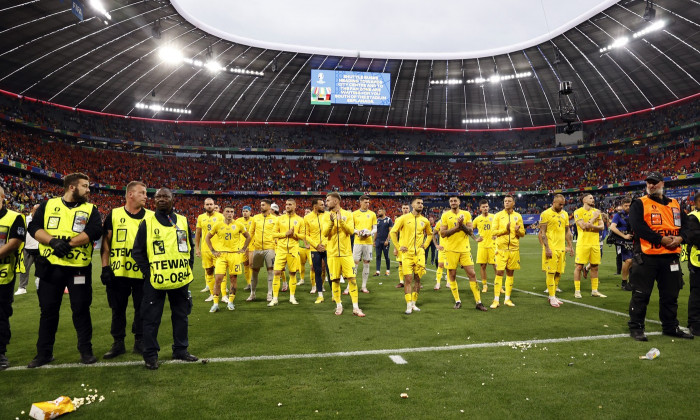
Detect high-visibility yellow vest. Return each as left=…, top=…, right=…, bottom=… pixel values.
left=38, top=197, right=94, bottom=267
left=144, top=213, right=193, bottom=290
left=689, top=210, right=699, bottom=267
left=109, top=207, right=154, bottom=279
left=0, top=209, right=25, bottom=284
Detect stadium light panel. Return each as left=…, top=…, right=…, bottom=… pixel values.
left=159, top=49, right=264, bottom=77
left=89, top=0, right=111, bottom=20
left=600, top=21, right=665, bottom=53
left=462, top=117, right=512, bottom=124
left=159, top=46, right=183, bottom=64
left=135, top=102, right=191, bottom=114
left=430, top=72, right=531, bottom=86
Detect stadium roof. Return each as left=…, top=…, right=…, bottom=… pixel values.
left=0, top=0, right=698, bottom=130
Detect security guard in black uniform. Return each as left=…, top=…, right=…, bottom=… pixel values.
left=684, top=194, right=700, bottom=336
left=100, top=181, right=153, bottom=359
left=133, top=188, right=197, bottom=370
left=27, top=173, right=103, bottom=367
left=627, top=172, right=693, bottom=341
left=0, top=185, right=26, bottom=370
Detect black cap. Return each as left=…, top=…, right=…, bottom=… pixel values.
left=645, top=172, right=663, bottom=183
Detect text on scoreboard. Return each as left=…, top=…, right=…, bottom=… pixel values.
left=311, top=70, right=391, bottom=106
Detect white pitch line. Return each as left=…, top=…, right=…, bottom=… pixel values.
left=4, top=332, right=662, bottom=371
left=425, top=268, right=662, bottom=325
left=389, top=355, right=408, bottom=364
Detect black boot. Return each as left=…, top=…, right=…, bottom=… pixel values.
left=103, top=341, right=126, bottom=359
left=133, top=339, right=144, bottom=355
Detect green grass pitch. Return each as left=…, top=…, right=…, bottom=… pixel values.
left=1, top=236, right=697, bottom=419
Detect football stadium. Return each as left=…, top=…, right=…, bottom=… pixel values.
left=0, top=0, right=699, bottom=418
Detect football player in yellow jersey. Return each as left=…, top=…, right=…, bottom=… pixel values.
left=473, top=200, right=496, bottom=293
left=394, top=204, right=411, bottom=288
left=204, top=206, right=251, bottom=312
left=297, top=209, right=313, bottom=287
left=390, top=198, right=433, bottom=314
left=539, top=195, right=574, bottom=307
left=194, top=198, right=226, bottom=302
left=491, top=194, right=526, bottom=308
left=573, top=194, right=606, bottom=298
left=247, top=199, right=277, bottom=302
left=322, top=192, right=365, bottom=317
left=432, top=218, right=448, bottom=290
left=440, top=196, right=487, bottom=311
left=350, top=195, right=377, bottom=294
left=305, top=199, right=330, bottom=303
left=237, top=206, right=254, bottom=292
left=268, top=199, right=305, bottom=306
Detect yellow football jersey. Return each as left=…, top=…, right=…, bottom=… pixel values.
left=322, top=209, right=354, bottom=257
left=440, top=210, right=473, bottom=252
left=210, top=220, right=247, bottom=252
left=493, top=210, right=525, bottom=251
left=472, top=213, right=496, bottom=248
left=235, top=216, right=254, bottom=251
left=273, top=213, right=305, bottom=253
left=573, top=207, right=602, bottom=246
left=352, top=209, right=377, bottom=245
left=304, top=211, right=327, bottom=251
left=390, top=213, right=433, bottom=255
left=196, top=211, right=224, bottom=249
left=539, top=208, right=569, bottom=251
left=249, top=213, right=277, bottom=250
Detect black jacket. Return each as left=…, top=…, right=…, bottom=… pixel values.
left=629, top=194, right=689, bottom=256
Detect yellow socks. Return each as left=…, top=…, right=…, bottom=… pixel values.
left=450, top=279, right=460, bottom=302
left=272, top=274, right=281, bottom=298
left=244, top=266, right=252, bottom=286
left=554, top=274, right=560, bottom=288
left=469, top=281, right=481, bottom=303
left=493, top=275, right=503, bottom=299
left=574, top=280, right=581, bottom=292
left=592, top=277, right=599, bottom=291
left=213, top=294, right=220, bottom=304
left=348, top=279, right=359, bottom=304
left=331, top=281, right=341, bottom=303
left=290, top=274, right=298, bottom=296
left=205, top=273, right=215, bottom=294
left=221, top=277, right=227, bottom=297
left=482, top=277, right=487, bottom=286
left=228, top=293, right=235, bottom=302
left=546, top=272, right=556, bottom=297
left=505, top=276, right=514, bottom=299
left=404, top=293, right=411, bottom=303
left=310, top=269, right=315, bottom=284
left=436, top=266, right=443, bottom=284
left=398, top=264, right=403, bottom=280
left=412, top=291, right=418, bottom=303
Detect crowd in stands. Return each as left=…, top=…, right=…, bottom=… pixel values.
left=1, top=94, right=697, bottom=153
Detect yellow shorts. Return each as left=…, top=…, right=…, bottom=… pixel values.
left=238, top=249, right=250, bottom=265
left=575, top=244, right=601, bottom=265
left=402, top=251, right=426, bottom=278
left=476, top=245, right=496, bottom=265
left=273, top=251, right=301, bottom=272
left=444, top=251, right=474, bottom=270
left=201, top=250, right=216, bottom=269
left=395, top=250, right=403, bottom=263
left=214, top=252, right=243, bottom=276
left=299, top=248, right=309, bottom=265
left=542, top=249, right=566, bottom=274
left=437, top=249, right=446, bottom=264
left=496, top=249, right=520, bottom=271
left=328, top=255, right=356, bottom=280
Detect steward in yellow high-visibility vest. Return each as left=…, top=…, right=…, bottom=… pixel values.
left=100, top=181, right=154, bottom=360
left=0, top=185, right=26, bottom=370
left=26, top=173, right=103, bottom=368
left=132, top=188, right=197, bottom=370
left=684, top=194, right=700, bottom=337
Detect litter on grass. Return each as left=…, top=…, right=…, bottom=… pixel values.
left=639, top=348, right=660, bottom=360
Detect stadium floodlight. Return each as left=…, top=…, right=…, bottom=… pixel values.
left=632, top=20, right=665, bottom=38
left=205, top=60, right=223, bottom=73
left=462, top=117, right=512, bottom=124
left=89, top=0, right=111, bottom=20
left=430, top=72, right=530, bottom=86
left=159, top=46, right=183, bottom=64
left=135, top=102, right=192, bottom=114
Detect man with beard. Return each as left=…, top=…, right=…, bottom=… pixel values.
left=394, top=204, right=411, bottom=288
left=374, top=208, right=393, bottom=277
left=27, top=173, right=103, bottom=368
left=390, top=198, right=433, bottom=314
left=610, top=197, right=634, bottom=291
left=133, top=188, right=198, bottom=369
left=100, top=181, right=153, bottom=359
left=572, top=194, right=606, bottom=299
left=305, top=199, right=330, bottom=303
left=628, top=173, right=693, bottom=341
left=194, top=198, right=225, bottom=303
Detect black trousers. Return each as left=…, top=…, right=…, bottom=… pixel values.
left=628, top=254, right=682, bottom=333
left=36, top=265, right=93, bottom=358
left=107, top=277, right=144, bottom=342
left=375, top=243, right=390, bottom=272
left=427, top=242, right=437, bottom=266
left=311, top=251, right=330, bottom=292
left=615, top=246, right=623, bottom=274
left=688, top=265, right=700, bottom=330
left=0, top=278, right=15, bottom=354
left=141, top=281, right=190, bottom=360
